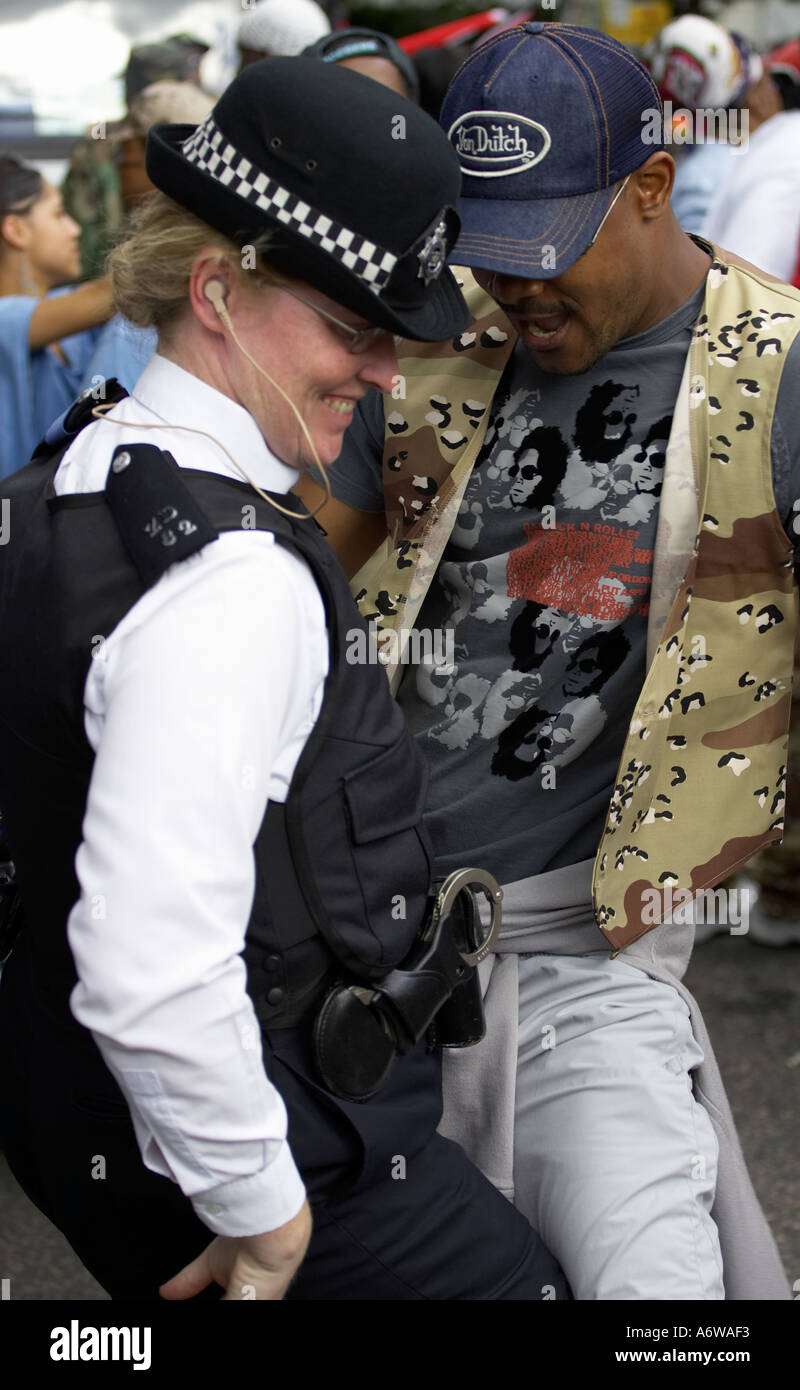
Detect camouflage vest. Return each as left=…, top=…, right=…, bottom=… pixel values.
left=350, top=250, right=800, bottom=950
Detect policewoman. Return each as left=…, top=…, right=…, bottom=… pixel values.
left=0, top=59, right=568, bottom=1301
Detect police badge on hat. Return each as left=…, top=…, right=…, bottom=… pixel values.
left=416, top=217, right=448, bottom=285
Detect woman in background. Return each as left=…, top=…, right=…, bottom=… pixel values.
left=0, top=156, right=113, bottom=479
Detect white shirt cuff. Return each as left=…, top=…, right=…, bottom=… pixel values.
left=190, top=1140, right=307, bottom=1237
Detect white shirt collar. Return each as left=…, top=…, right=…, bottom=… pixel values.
left=131, top=353, right=300, bottom=495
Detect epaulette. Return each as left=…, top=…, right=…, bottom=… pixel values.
left=105, top=442, right=219, bottom=589
left=33, top=378, right=130, bottom=461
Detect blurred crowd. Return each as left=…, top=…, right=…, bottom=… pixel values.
left=2, top=0, right=800, bottom=947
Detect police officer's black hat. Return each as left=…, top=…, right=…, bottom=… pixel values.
left=146, top=57, right=469, bottom=341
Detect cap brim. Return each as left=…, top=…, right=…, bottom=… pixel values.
left=450, top=183, right=620, bottom=280
left=147, top=122, right=470, bottom=343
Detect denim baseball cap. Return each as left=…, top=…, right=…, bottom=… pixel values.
left=441, top=22, right=664, bottom=279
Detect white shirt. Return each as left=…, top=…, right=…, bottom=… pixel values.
left=54, top=354, right=329, bottom=1237
left=702, top=110, right=800, bottom=282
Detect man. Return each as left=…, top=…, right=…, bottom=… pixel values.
left=122, top=36, right=210, bottom=109
left=76, top=81, right=216, bottom=395
left=62, top=36, right=210, bottom=281
left=0, top=58, right=567, bottom=1302
left=295, top=22, right=800, bottom=1299
left=646, top=13, right=761, bottom=233
left=113, top=80, right=215, bottom=212
left=703, top=38, right=800, bottom=282
left=301, top=26, right=420, bottom=102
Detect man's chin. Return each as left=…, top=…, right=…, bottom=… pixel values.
left=519, top=325, right=606, bottom=377
left=523, top=344, right=602, bottom=377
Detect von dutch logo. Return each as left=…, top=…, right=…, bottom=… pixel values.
left=447, top=110, right=551, bottom=179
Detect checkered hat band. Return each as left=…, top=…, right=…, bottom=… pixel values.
left=181, top=117, right=397, bottom=293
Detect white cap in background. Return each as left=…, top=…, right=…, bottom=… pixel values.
left=237, top=0, right=331, bottom=59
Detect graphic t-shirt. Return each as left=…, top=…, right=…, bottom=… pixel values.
left=326, top=283, right=800, bottom=884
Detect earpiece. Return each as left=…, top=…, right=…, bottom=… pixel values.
left=204, top=279, right=228, bottom=310
left=90, top=272, right=335, bottom=522
left=205, top=279, right=233, bottom=332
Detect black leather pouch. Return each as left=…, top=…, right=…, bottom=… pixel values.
left=312, top=985, right=397, bottom=1102
left=426, top=969, right=485, bottom=1049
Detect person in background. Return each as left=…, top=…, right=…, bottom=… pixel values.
left=237, top=0, right=330, bottom=69
left=762, top=38, right=800, bottom=114
left=301, top=26, right=419, bottom=101
left=766, top=41, right=800, bottom=288
left=413, top=43, right=470, bottom=119
left=62, top=35, right=210, bottom=281
left=79, top=81, right=215, bottom=397
left=744, top=56, right=800, bottom=280
left=0, top=157, right=113, bottom=480
left=702, top=38, right=800, bottom=281
left=113, top=81, right=214, bottom=213
left=59, top=136, right=123, bottom=283
left=406, top=9, right=534, bottom=120
left=647, top=14, right=762, bottom=233
left=122, top=36, right=210, bottom=110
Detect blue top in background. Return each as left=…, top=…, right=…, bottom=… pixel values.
left=0, top=291, right=101, bottom=480
left=670, top=143, right=738, bottom=233
left=78, top=315, right=157, bottom=399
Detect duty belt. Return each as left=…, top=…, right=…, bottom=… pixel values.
left=313, top=868, right=502, bottom=1102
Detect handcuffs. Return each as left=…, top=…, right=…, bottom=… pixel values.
left=313, top=868, right=503, bottom=1102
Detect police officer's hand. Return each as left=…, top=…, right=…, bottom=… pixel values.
left=159, top=1199, right=313, bottom=1301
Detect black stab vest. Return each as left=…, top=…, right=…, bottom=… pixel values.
left=0, top=408, right=433, bottom=1033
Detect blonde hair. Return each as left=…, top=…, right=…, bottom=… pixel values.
left=107, top=190, right=278, bottom=343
